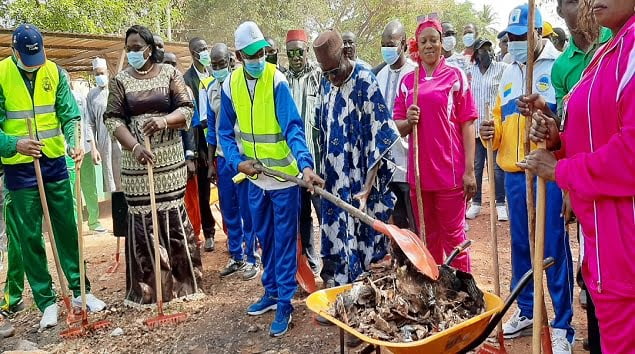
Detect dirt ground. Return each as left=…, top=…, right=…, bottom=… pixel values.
left=0, top=179, right=588, bottom=354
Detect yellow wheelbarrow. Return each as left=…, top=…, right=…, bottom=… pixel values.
left=306, top=257, right=555, bottom=354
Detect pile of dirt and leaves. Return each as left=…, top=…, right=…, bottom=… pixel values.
left=329, top=258, right=485, bottom=343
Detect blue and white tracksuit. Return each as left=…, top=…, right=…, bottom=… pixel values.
left=218, top=69, right=314, bottom=306
left=204, top=79, right=256, bottom=264
left=489, top=41, right=574, bottom=342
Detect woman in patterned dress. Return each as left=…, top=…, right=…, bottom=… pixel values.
left=104, top=25, right=202, bottom=306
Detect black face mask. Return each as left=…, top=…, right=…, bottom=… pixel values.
left=478, top=53, right=492, bottom=67
left=156, top=50, right=165, bottom=64
left=266, top=55, right=278, bottom=65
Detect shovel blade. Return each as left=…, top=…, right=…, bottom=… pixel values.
left=373, top=221, right=439, bottom=280
left=296, top=237, right=317, bottom=293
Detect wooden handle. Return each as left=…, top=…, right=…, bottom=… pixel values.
left=74, top=122, right=88, bottom=315
left=254, top=164, right=376, bottom=227
left=145, top=136, right=163, bottom=312
left=412, top=67, right=426, bottom=243
left=485, top=103, right=503, bottom=336
left=26, top=119, right=72, bottom=304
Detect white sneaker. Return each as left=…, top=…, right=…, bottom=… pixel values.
left=502, top=309, right=533, bottom=339
left=39, top=303, right=59, bottom=329
left=72, top=294, right=107, bottom=312
left=497, top=205, right=509, bottom=221
left=551, top=328, right=573, bottom=354
left=465, top=204, right=482, bottom=219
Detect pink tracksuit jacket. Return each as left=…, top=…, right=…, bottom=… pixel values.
left=555, top=16, right=635, bottom=353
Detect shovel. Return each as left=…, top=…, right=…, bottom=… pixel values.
left=296, top=236, right=317, bottom=293
left=142, top=135, right=188, bottom=329
left=253, top=164, right=439, bottom=280
left=61, top=122, right=110, bottom=338
left=26, top=119, right=78, bottom=326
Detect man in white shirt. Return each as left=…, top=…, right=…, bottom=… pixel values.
left=375, top=20, right=416, bottom=231
left=441, top=22, right=469, bottom=73
left=342, top=31, right=372, bottom=70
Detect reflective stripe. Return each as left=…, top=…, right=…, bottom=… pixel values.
left=5, top=105, right=55, bottom=119
left=259, top=151, right=295, bottom=167
left=240, top=132, right=285, bottom=144
left=16, top=127, right=62, bottom=140
left=5, top=110, right=33, bottom=119
left=34, top=105, right=55, bottom=114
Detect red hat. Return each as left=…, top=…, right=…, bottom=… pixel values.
left=286, top=29, right=308, bottom=43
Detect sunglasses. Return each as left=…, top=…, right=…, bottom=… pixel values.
left=286, top=48, right=305, bottom=58
left=323, top=66, right=341, bottom=77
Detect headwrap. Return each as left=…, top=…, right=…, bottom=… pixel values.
left=286, top=29, right=308, bottom=43
left=410, top=19, right=443, bottom=62
left=313, top=30, right=343, bottom=71
left=92, top=57, right=107, bottom=69
left=415, top=18, right=443, bottom=39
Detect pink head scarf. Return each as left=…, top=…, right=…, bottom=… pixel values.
left=409, top=19, right=443, bottom=61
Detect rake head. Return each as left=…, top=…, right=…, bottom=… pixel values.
left=144, top=312, right=188, bottom=329
left=60, top=318, right=111, bottom=339
left=477, top=332, right=507, bottom=354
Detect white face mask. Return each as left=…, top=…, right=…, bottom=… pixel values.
left=463, top=33, right=476, bottom=47
left=442, top=36, right=457, bottom=52
left=95, top=74, right=109, bottom=88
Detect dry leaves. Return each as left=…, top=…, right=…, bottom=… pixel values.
left=328, top=257, right=485, bottom=343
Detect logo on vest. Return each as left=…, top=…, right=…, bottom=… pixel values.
left=42, top=77, right=52, bottom=92
left=536, top=75, right=551, bottom=92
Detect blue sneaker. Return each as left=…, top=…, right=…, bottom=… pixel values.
left=246, top=294, right=277, bottom=316
left=270, top=304, right=293, bottom=337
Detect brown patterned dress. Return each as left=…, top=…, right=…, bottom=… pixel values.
left=104, top=64, right=203, bottom=306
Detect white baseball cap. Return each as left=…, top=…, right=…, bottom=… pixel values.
left=235, top=21, right=269, bottom=56
left=92, top=57, right=107, bottom=69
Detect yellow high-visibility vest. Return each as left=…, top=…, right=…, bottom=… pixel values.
left=230, top=63, right=299, bottom=178
left=0, top=58, right=65, bottom=165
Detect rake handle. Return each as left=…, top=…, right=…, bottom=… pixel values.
left=485, top=103, right=503, bottom=337
left=73, top=122, right=88, bottom=319
left=26, top=119, right=72, bottom=311
left=145, top=136, right=164, bottom=315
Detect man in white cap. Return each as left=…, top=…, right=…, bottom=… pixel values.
left=87, top=57, right=121, bottom=195
left=218, top=21, right=323, bottom=337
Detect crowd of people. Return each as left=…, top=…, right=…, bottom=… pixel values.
left=0, top=0, right=632, bottom=352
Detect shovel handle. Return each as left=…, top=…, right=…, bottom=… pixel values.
left=253, top=164, right=376, bottom=227
left=145, top=136, right=164, bottom=314
left=444, top=239, right=472, bottom=266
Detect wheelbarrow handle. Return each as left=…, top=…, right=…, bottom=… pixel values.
left=253, top=164, right=376, bottom=227
left=444, top=239, right=472, bottom=266
left=460, top=257, right=555, bottom=353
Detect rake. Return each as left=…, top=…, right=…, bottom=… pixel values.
left=26, top=119, right=79, bottom=326
left=61, top=122, right=111, bottom=338
left=142, top=135, right=188, bottom=329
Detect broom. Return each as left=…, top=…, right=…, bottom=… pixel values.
left=61, top=122, right=110, bottom=338
left=142, top=134, right=188, bottom=329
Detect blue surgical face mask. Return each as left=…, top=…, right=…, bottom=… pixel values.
left=127, top=46, right=149, bottom=70
left=95, top=74, right=109, bottom=87
left=13, top=50, right=40, bottom=72
left=508, top=41, right=528, bottom=64
left=212, top=67, right=229, bottom=82
left=244, top=56, right=266, bottom=78
left=381, top=47, right=401, bottom=66
left=463, top=33, right=476, bottom=47
left=197, top=50, right=211, bottom=67
left=442, top=36, right=457, bottom=52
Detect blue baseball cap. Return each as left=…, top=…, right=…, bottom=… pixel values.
left=12, top=24, right=46, bottom=68
left=499, top=4, right=543, bottom=38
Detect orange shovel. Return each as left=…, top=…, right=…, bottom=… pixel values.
left=254, top=164, right=439, bottom=280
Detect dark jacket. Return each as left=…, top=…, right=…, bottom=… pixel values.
left=183, top=65, right=213, bottom=156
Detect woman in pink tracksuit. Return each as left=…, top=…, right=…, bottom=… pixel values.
left=521, top=2, right=635, bottom=352
left=393, top=18, right=477, bottom=272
